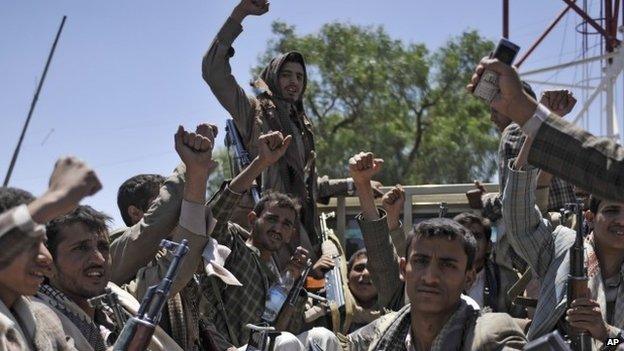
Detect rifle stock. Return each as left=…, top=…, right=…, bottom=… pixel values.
left=114, top=318, right=154, bottom=351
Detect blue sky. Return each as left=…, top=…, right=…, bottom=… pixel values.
left=1, top=1, right=619, bottom=227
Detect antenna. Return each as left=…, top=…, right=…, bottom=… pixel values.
left=4, top=16, right=67, bottom=186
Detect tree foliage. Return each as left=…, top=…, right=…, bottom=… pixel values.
left=251, top=21, right=498, bottom=185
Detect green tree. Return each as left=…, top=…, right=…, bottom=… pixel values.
left=253, top=22, right=498, bottom=185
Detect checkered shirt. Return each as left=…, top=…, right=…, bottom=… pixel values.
left=198, top=183, right=279, bottom=347
left=499, top=123, right=576, bottom=212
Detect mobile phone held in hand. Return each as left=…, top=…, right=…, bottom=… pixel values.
left=473, top=38, right=520, bottom=103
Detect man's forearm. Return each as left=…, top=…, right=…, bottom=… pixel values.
left=230, top=6, right=246, bottom=24
left=184, top=168, right=209, bottom=204
left=27, top=191, right=66, bottom=224
left=355, top=180, right=379, bottom=221
left=229, top=157, right=267, bottom=194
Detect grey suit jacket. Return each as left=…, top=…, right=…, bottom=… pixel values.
left=529, top=113, right=624, bottom=202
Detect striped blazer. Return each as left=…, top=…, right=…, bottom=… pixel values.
left=528, top=113, right=624, bottom=202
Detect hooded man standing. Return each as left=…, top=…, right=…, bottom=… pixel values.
left=203, top=0, right=380, bottom=270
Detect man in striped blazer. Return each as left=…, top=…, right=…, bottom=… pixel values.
left=467, top=57, right=624, bottom=203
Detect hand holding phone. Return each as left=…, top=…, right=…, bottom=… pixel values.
left=473, top=39, right=520, bottom=103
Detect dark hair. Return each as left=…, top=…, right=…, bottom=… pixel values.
left=347, top=248, right=368, bottom=273
left=0, top=187, right=35, bottom=213
left=117, top=174, right=165, bottom=226
left=252, top=191, right=300, bottom=220
left=45, top=205, right=111, bottom=258
left=404, top=218, right=477, bottom=271
left=521, top=81, right=537, bottom=99
left=589, top=195, right=602, bottom=214
left=453, top=212, right=492, bottom=242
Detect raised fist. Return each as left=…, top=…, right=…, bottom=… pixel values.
left=174, top=125, right=217, bottom=175
left=234, top=0, right=269, bottom=19
left=382, top=185, right=405, bottom=228
left=257, top=131, right=292, bottom=166
left=46, top=156, right=102, bottom=217
left=348, top=152, right=383, bottom=185
left=539, top=89, right=577, bottom=117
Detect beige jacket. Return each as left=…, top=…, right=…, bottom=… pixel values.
left=0, top=296, right=75, bottom=351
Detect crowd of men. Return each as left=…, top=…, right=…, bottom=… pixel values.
left=2, top=0, right=624, bottom=350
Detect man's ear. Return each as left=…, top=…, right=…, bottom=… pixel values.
left=248, top=211, right=258, bottom=226
left=464, top=267, right=477, bottom=290
left=127, top=205, right=144, bottom=225
left=399, top=257, right=407, bottom=283
left=585, top=210, right=594, bottom=223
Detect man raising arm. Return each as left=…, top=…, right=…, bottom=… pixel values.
left=467, top=57, right=624, bottom=202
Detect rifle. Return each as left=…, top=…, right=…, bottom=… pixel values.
left=88, top=287, right=127, bottom=335
left=438, top=202, right=448, bottom=218
left=318, top=212, right=345, bottom=308
left=225, top=119, right=261, bottom=204
left=245, top=323, right=279, bottom=351
left=563, top=201, right=592, bottom=351
left=113, top=239, right=190, bottom=351
left=274, top=260, right=312, bottom=331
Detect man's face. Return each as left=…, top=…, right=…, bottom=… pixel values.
left=400, top=236, right=474, bottom=316
left=592, top=201, right=624, bottom=250
left=250, top=202, right=297, bottom=253
left=0, top=238, right=51, bottom=302
left=347, top=255, right=377, bottom=304
left=49, top=222, right=111, bottom=300
left=466, top=223, right=489, bottom=272
left=490, top=108, right=512, bottom=132
left=278, top=61, right=305, bottom=102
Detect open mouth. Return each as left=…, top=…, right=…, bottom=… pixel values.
left=285, top=86, right=298, bottom=94
left=29, top=270, right=45, bottom=281
left=84, top=268, right=105, bottom=279
left=269, top=231, right=282, bottom=242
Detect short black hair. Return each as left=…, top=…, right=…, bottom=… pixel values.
left=348, top=248, right=368, bottom=273
left=589, top=195, right=602, bottom=214
left=404, top=218, right=477, bottom=271
left=45, top=205, right=111, bottom=258
left=453, top=212, right=492, bottom=242
left=117, top=174, right=165, bottom=226
left=252, top=191, right=300, bottom=220
left=0, top=187, right=35, bottom=213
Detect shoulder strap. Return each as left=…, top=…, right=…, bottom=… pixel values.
left=208, top=278, right=239, bottom=346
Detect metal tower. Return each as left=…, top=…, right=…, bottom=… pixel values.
left=505, top=0, right=623, bottom=142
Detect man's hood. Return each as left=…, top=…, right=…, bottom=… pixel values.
left=251, top=51, right=307, bottom=104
